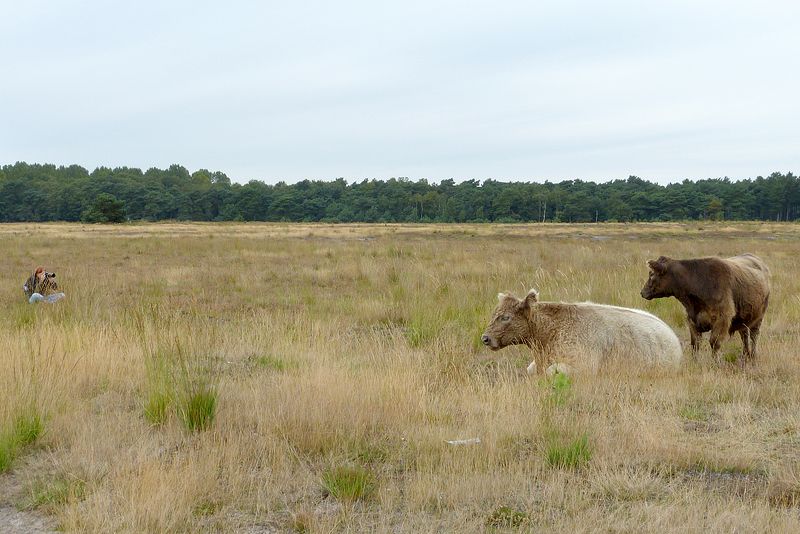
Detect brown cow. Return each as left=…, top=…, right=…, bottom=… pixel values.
left=640, top=253, right=770, bottom=364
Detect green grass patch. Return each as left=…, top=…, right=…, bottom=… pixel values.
left=143, top=350, right=174, bottom=425
left=321, top=464, right=375, bottom=503
left=13, top=411, right=43, bottom=447
left=0, top=409, right=44, bottom=473
left=405, top=313, right=440, bottom=348
left=548, top=371, right=573, bottom=406
left=177, top=387, right=218, bottom=432
left=678, top=404, right=708, bottom=422
left=0, top=436, right=15, bottom=472
left=144, top=388, right=173, bottom=426
left=23, top=476, right=86, bottom=510
left=138, top=326, right=221, bottom=432
left=545, top=433, right=591, bottom=469
left=722, top=348, right=740, bottom=364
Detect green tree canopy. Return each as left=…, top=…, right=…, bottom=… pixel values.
left=1, top=163, right=798, bottom=223
left=81, top=193, right=127, bottom=223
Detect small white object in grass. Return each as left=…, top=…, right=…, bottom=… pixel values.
left=526, top=361, right=537, bottom=375
left=29, top=292, right=65, bottom=304
left=546, top=362, right=571, bottom=376
left=445, top=437, right=481, bottom=446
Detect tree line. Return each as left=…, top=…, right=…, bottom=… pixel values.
left=0, top=162, right=798, bottom=223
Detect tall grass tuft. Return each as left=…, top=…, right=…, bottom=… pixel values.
left=144, top=389, right=172, bottom=426
left=143, top=350, right=174, bottom=426
left=177, top=386, right=218, bottom=432
left=23, top=476, right=86, bottom=510
left=321, top=464, right=375, bottom=503
left=548, top=371, right=573, bottom=407
left=173, top=337, right=219, bottom=432
left=0, top=408, right=44, bottom=473
left=541, top=371, right=590, bottom=469
left=0, top=434, right=15, bottom=472
left=545, top=433, right=592, bottom=469
left=135, top=309, right=220, bottom=431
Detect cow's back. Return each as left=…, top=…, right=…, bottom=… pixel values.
left=727, top=253, right=770, bottom=280
left=724, top=254, right=771, bottom=325
left=558, top=303, right=683, bottom=367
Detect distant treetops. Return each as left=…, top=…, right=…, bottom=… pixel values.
left=0, top=163, right=797, bottom=223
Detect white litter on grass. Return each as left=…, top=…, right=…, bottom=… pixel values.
left=445, top=437, right=481, bottom=446
left=29, top=292, right=65, bottom=304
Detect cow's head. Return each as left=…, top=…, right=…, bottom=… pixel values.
left=640, top=256, right=673, bottom=300
left=481, top=289, right=538, bottom=350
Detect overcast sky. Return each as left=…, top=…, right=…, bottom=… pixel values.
left=1, top=1, right=798, bottom=185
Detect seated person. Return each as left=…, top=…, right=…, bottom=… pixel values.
left=23, top=266, right=58, bottom=298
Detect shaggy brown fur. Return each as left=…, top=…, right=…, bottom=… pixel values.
left=640, top=253, right=770, bottom=364
left=482, top=292, right=576, bottom=354
left=482, top=289, right=682, bottom=373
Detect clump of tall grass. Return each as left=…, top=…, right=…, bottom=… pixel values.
left=143, top=349, right=174, bottom=426
left=544, top=432, right=592, bottom=469
left=172, top=337, right=219, bottom=432
left=548, top=371, right=573, bottom=407
left=177, top=386, right=218, bottom=432
left=0, top=408, right=44, bottom=472
left=135, top=309, right=219, bottom=432
left=321, top=464, right=375, bottom=503
left=541, top=371, right=591, bottom=468
left=23, top=475, right=86, bottom=510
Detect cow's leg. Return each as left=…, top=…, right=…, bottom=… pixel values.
left=749, top=320, right=763, bottom=361
left=709, top=319, right=730, bottom=364
left=738, top=327, right=751, bottom=368
left=688, top=321, right=702, bottom=356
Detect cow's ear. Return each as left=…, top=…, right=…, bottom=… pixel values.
left=648, top=258, right=667, bottom=273
left=497, top=292, right=507, bottom=303
left=522, top=288, right=539, bottom=308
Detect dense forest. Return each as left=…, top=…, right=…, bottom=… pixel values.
left=0, top=162, right=798, bottom=223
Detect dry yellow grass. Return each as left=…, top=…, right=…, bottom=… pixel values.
left=1, top=221, right=800, bottom=533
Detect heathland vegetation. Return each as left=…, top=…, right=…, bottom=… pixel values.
left=1, top=162, right=799, bottom=223
left=2, top=222, right=800, bottom=532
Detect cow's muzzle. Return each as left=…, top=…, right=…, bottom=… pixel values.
left=481, top=334, right=499, bottom=350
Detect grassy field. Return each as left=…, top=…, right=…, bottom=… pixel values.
left=1, top=221, right=800, bottom=533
